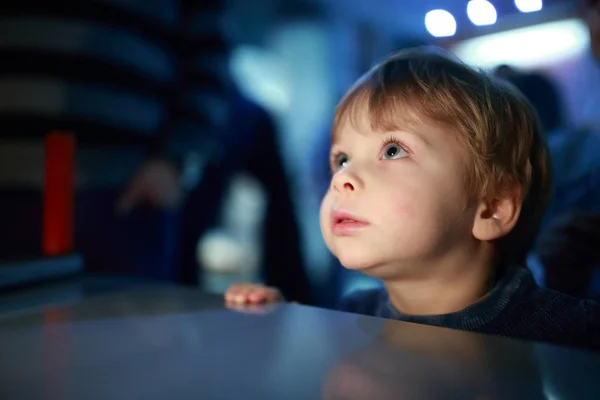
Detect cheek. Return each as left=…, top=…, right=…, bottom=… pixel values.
left=391, top=177, right=464, bottom=227
left=320, top=192, right=332, bottom=233
left=384, top=177, right=420, bottom=219
left=380, top=164, right=434, bottom=220
left=393, top=198, right=415, bottom=219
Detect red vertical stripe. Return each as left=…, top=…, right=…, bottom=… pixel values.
left=43, top=131, right=75, bottom=255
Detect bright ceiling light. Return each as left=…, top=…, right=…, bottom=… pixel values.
left=425, top=9, right=457, bottom=38
left=467, top=0, right=498, bottom=26
left=515, top=0, right=543, bottom=13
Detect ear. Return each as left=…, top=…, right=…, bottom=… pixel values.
left=472, top=188, right=522, bottom=242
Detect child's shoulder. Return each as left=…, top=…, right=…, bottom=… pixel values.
left=336, top=287, right=391, bottom=318
left=527, top=285, right=600, bottom=322
left=502, top=285, right=600, bottom=350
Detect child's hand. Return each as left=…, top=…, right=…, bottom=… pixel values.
left=224, top=283, right=283, bottom=305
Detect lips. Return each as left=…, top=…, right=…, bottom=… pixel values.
left=331, top=210, right=369, bottom=236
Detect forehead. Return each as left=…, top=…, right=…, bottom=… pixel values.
left=331, top=85, right=423, bottom=145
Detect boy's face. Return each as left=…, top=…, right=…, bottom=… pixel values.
left=320, top=114, right=480, bottom=276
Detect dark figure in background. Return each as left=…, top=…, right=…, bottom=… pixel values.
left=496, top=0, right=600, bottom=298
left=179, top=91, right=312, bottom=303
left=537, top=212, right=600, bottom=298
left=494, top=65, right=564, bottom=134
left=587, top=0, right=600, bottom=61
left=531, top=0, right=600, bottom=298
left=0, top=0, right=312, bottom=302
left=0, top=0, right=231, bottom=278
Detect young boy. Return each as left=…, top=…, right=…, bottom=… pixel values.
left=225, top=47, right=600, bottom=351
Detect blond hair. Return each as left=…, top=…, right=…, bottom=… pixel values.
left=333, top=47, right=553, bottom=267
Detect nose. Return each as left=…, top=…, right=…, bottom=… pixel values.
left=331, top=169, right=363, bottom=194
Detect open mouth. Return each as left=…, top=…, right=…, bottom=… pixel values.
left=331, top=210, right=369, bottom=235
left=336, top=218, right=360, bottom=224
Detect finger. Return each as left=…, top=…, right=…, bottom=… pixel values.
left=225, top=284, right=274, bottom=304
left=225, top=302, right=277, bottom=315
left=248, top=290, right=269, bottom=304
left=239, top=286, right=277, bottom=304
left=261, top=288, right=282, bottom=303
left=225, top=284, right=249, bottom=302
left=232, top=287, right=256, bottom=304
left=226, top=283, right=259, bottom=294
left=224, top=289, right=238, bottom=303
left=249, top=285, right=283, bottom=304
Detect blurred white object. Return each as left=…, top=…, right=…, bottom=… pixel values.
left=230, top=45, right=290, bottom=114
left=198, top=229, right=262, bottom=294
left=467, top=0, right=497, bottom=27
left=452, top=18, right=589, bottom=70
left=196, top=173, right=266, bottom=292
left=425, top=10, right=457, bottom=38
left=515, top=0, right=543, bottom=13
left=222, top=174, right=266, bottom=241
left=197, top=230, right=247, bottom=274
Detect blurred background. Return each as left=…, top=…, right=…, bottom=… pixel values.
left=1, top=0, right=599, bottom=307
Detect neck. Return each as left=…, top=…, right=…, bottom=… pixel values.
left=383, top=243, right=495, bottom=316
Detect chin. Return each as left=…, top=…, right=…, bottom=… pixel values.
left=336, top=252, right=379, bottom=272
left=335, top=248, right=415, bottom=280
left=327, top=237, right=392, bottom=272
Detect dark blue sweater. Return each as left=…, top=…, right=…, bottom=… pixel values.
left=338, top=267, right=600, bottom=351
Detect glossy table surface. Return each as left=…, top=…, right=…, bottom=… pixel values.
left=0, top=278, right=599, bottom=400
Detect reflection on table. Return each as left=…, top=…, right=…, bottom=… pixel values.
left=0, top=278, right=598, bottom=399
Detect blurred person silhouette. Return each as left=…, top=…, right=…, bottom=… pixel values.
left=520, top=0, right=600, bottom=298
left=587, top=0, right=600, bottom=62
left=0, top=0, right=231, bottom=280
left=493, top=66, right=564, bottom=135
left=0, top=0, right=312, bottom=302
left=179, top=89, right=312, bottom=302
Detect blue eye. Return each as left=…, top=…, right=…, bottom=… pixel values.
left=383, top=143, right=408, bottom=160
left=335, top=154, right=349, bottom=170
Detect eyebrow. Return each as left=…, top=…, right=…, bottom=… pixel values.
left=392, top=128, right=433, bottom=148
left=331, top=127, right=433, bottom=151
